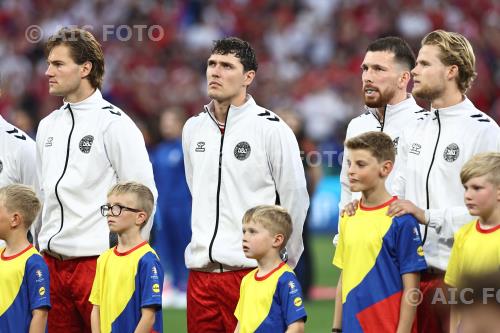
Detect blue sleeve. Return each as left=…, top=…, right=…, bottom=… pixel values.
left=26, top=255, right=51, bottom=311
left=277, top=272, right=307, bottom=326
left=392, top=215, right=428, bottom=274
left=138, top=252, right=164, bottom=308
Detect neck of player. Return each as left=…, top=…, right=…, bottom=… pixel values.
left=65, top=81, right=96, bottom=104
left=361, top=184, right=393, bottom=208
left=213, top=93, right=247, bottom=123
left=431, top=87, right=464, bottom=109
left=479, top=204, right=500, bottom=229
left=256, top=252, right=283, bottom=277
left=2, top=232, right=30, bottom=257
left=116, top=231, right=145, bottom=253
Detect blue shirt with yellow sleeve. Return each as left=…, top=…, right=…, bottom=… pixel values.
left=0, top=244, right=51, bottom=333
left=235, top=261, right=307, bottom=333
left=333, top=196, right=427, bottom=333
left=89, top=241, right=163, bottom=333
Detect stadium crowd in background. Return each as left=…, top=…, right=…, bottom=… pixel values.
left=0, top=0, right=499, bottom=150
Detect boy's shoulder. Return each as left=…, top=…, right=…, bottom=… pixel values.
left=457, top=219, right=479, bottom=234
left=390, top=213, right=420, bottom=230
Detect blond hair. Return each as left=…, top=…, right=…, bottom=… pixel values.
left=422, top=30, right=477, bottom=93
left=345, top=131, right=395, bottom=163
left=107, top=181, right=154, bottom=222
left=242, top=205, right=292, bottom=249
left=460, top=152, right=500, bottom=186
left=0, top=185, right=41, bottom=228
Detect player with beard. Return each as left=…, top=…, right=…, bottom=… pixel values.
left=385, top=30, right=500, bottom=333
left=338, top=37, right=426, bottom=223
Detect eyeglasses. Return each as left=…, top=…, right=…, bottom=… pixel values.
left=100, top=204, right=142, bottom=217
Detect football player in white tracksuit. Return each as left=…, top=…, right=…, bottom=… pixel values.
left=183, top=37, right=309, bottom=333
left=338, top=37, right=427, bottom=238
left=37, top=28, right=156, bottom=333
left=387, top=30, right=500, bottom=333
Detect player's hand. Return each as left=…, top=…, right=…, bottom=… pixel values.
left=387, top=199, right=426, bottom=224
left=341, top=199, right=359, bottom=217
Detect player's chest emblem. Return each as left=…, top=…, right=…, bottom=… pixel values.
left=234, top=141, right=251, bottom=160
left=79, top=135, right=94, bottom=154
left=0, top=159, right=3, bottom=174
left=443, top=143, right=460, bottom=162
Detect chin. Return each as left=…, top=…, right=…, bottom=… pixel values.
left=364, top=98, right=384, bottom=108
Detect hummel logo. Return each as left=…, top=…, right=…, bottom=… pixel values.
left=195, top=142, right=205, bottom=152
left=410, top=143, right=422, bottom=155
left=45, top=137, right=54, bottom=147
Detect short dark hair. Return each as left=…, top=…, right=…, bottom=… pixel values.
left=366, top=36, right=416, bottom=71
left=211, top=37, right=258, bottom=72
left=345, top=131, right=395, bottom=163
left=45, top=27, right=105, bottom=90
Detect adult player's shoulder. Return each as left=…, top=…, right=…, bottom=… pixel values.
left=410, top=108, right=430, bottom=121
left=1, top=124, right=32, bottom=145
left=254, top=105, right=282, bottom=126
left=183, top=108, right=210, bottom=133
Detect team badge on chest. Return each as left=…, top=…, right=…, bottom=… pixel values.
left=443, top=143, right=459, bottom=162
left=234, top=141, right=251, bottom=160
left=79, top=135, right=94, bottom=154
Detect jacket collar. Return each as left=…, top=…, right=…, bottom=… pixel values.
left=63, top=89, right=102, bottom=112
left=204, top=94, right=257, bottom=122
left=366, top=94, right=420, bottom=122
left=430, top=96, right=472, bottom=116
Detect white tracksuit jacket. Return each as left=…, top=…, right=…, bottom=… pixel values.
left=182, top=96, right=309, bottom=270
left=36, top=89, right=157, bottom=257
left=393, top=97, right=500, bottom=270
left=339, top=95, right=427, bottom=211
left=0, top=115, right=37, bottom=247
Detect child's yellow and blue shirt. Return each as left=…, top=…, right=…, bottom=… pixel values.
left=333, top=197, right=427, bottom=332
left=89, top=241, right=163, bottom=333
left=0, top=244, right=51, bottom=333
left=235, top=261, right=307, bottom=333
left=445, top=220, right=500, bottom=287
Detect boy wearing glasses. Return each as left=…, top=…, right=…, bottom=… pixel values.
left=90, top=182, right=163, bottom=333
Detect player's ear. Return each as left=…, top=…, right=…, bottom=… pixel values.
left=380, top=160, right=393, bottom=177
left=10, top=212, right=22, bottom=228
left=243, top=70, right=255, bottom=87
left=136, top=211, right=148, bottom=226
left=80, top=61, right=93, bottom=79
left=273, top=233, right=284, bottom=249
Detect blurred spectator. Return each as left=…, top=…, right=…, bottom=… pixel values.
left=150, top=107, right=191, bottom=309
left=275, top=106, right=322, bottom=299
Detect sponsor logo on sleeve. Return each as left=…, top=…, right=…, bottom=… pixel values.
left=293, top=297, right=303, bottom=307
